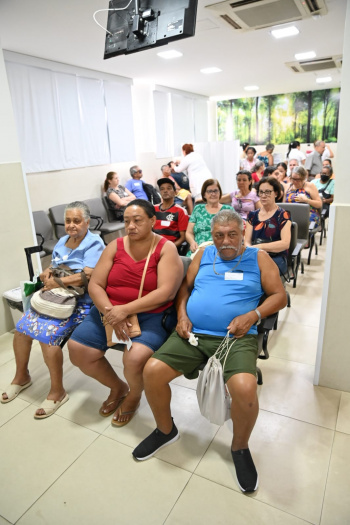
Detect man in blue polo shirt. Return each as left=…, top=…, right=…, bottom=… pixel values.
left=125, top=166, right=149, bottom=200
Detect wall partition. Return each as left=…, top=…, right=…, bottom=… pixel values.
left=153, top=85, right=209, bottom=158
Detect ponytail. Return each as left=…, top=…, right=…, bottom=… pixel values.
left=104, top=171, right=116, bottom=192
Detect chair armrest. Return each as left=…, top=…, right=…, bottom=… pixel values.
left=24, top=245, right=44, bottom=281
left=36, top=233, right=44, bottom=248
left=291, top=243, right=303, bottom=257
left=90, top=214, right=104, bottom=230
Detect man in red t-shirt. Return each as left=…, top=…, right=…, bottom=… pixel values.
left=154, top=178, right=189, bottom=248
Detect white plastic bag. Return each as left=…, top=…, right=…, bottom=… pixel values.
left=20, top=271, right=41, bottom=312
left=196, top=333, right=237, bottom=426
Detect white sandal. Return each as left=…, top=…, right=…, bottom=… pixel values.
left=1, top=381, right=32, bottom=404
left=34, top=393, right=69, bottom=419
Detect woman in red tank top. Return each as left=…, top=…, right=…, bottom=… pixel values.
left=68, top=200, right=183, bottom=427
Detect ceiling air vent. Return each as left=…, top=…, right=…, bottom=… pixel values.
left=205, top=0, right=328, bottom=31
left=286, top=55, right=342, bottom=73
left=220, top=14, right=242, bottom=29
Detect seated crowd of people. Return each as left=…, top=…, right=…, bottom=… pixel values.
left=1, top=140, right=333, bottom=494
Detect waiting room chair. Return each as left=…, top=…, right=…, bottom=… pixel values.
left=32, top=211, right=57, bottom=257
left=84, top=198, right=125, bottom=244
left=279, top=202, right=320, bottom=266
left=319, top=208, right=328, bottom=246
left=49, top=204, right=69, bottom=239
left=283, top=221, right=303, bottom=290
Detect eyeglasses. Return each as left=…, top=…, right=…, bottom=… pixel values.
left=206, top=189, right=219, bottom=195
left=290, top=177, right=302, bottom=181
left=258, top=190, right=273, bottom=196
left=135, top=169, right=142, bottom=174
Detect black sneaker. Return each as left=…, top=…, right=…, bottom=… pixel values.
left=231, top=448, right=259, bottom=493
left=132, top=420, right=179, bottom=461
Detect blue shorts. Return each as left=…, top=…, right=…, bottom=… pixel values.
left=70, top=305, right=176, bottom=353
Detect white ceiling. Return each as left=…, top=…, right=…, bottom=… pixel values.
left=0, top=0, right=346, bottom=99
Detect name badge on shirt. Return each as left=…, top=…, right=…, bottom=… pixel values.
left=161, top=220, right=171, bottom=226
left=134, top=182, right=140, bottom=186
left=225, top=272, right=243, bottom=281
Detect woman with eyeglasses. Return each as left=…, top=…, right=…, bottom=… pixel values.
left=185, top=179, right=231, bottom=255
left=245, top=177, right=291, bottom=275
left=221, top=170, right=261, bottom=219
left=285, top=166, right=322, bottom=226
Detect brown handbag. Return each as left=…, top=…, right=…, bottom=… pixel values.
left=102, top=235, right=156, bottom=346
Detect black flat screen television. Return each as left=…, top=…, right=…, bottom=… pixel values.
left=104, top=0, right=198, bottom=59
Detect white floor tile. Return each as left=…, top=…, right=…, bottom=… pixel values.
left=278, top=295, right=321, bottom=327
left=258, top=357, right=341, bottom=429
left=17, top=435, right=191, bottom=525
left=166, top=474, right=310, bottom=525
left=0, top=332, right=15, bottom=367
left=195, top=410, right=334, bottom=524
left=0, top=395, right=29, bottom=428
left=336, top=391, right=350, bottom=435
left=103, top=382, right=219, bottom=472
left=0, top=406, right=98, bottom=523
left=267, top=320, right=319, bottom=365
left=321, top=432, right=350, bottom=525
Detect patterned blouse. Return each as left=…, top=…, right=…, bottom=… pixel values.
left=106, top=185, right=129, bottom=220
left=187, top=203, right=232, bottom=255
left=285, top=185, right=320, bottom=226
left=247, top=207, right=291, bottom=258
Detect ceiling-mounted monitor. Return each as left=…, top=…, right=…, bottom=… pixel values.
left=104, top=0, right=198, bottom=59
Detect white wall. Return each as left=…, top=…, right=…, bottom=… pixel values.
left=0, top=44, right=38, bottom=333
left=313, top=0, right=350, bottom=392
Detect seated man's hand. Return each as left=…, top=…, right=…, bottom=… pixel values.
left=227, top=312, right=257, bottom=339
left=176, top=315, right=193, bottom=339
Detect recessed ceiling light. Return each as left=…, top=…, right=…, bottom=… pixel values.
left=295, top=51, right=316, bottom=60
left=271, top=26, right=299, bottom=39
left=244, top=85, right=259, bottom=91
left=200, top=67, right=222, bottom=74
left=316, top=76, right=332, bottom=84
left=157, top=50, right=183, bottom=59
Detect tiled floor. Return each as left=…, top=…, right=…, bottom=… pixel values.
left=1, top=237, right=349, bottom=525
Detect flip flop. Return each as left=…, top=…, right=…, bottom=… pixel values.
left=111, top=402, right=140, bottom=427
left=1, top=381, right=32, bottom=404
left=34, top=393, right=69, bottom=419
left=99, top=394, right=128, bottom=417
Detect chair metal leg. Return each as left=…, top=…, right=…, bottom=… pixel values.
left=307, top=234, right=314, bottom=265
left=287, top=290, right=291, bottom=307
left=256, top=366, right=263, bottom=385
left=320, top=220, right=324, bottom=246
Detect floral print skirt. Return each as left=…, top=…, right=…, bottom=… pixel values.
left=16, top=302, right=91, bottom=347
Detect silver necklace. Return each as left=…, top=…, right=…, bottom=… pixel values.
left=213, top=247, right=245, bottom=276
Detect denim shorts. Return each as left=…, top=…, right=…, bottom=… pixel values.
left=70, top=305, right=176, bottom=353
